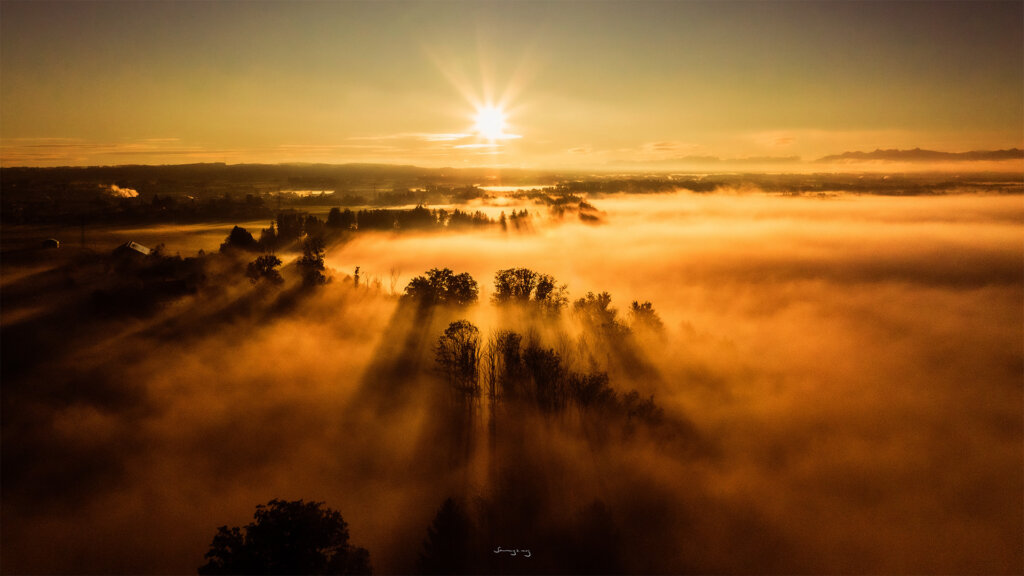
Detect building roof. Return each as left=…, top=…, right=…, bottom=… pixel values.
left=115, top=241, right=151, bottom=256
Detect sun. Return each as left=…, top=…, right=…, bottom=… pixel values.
left=473, top=105, right=507, bottom=140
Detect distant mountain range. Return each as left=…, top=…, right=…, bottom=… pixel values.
left=816, top=148, right=1024, bottom=163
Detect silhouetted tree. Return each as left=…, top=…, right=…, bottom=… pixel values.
left=492, top=268, right=568, bottom=313
left=198, top=499, right=371, bottom=575
left=220, top=226, right=260, bottom=253
left=533, top=273, right=569, bottom=313
left=304, top=214, right=325, bottom=239
left=492, top=268, right=537, bottom=303
left=435, top=320, right=481, bottom=400
left=297, top=235, right=328, bottom=286
left=396, top=205, right=437, bottom=230
left=621, top=390, right=664, bottom=427
left=573, top=291, right=616, bottom=325
left=482, top=329, right=525, bottom=401
left=403, top=268, right=478, bottom=307
left=276, top=211, right=307, bottom=244
left=523, top=339, right=567, bottom=412
left=574, top=291, right=629, bottom=341
left=355, top=209, right=395, bottom=230
left=246, top=254, right=284, bottom=285
left=567, top=370, right=616, bottom=410
left=326, top=207, right=342, bottom=227
left=417, top=498, right=475, bottom=575
left=577, top=200, right=605, bottom=224
left=508, top=209, right=532, bottom=231
left=326, top=207, right=356, bottom=230
left=258, top=222, right=278, bottom=251
left=446, top=208, right=491, bottom=228
left=629, top=300, right=665, bottom=334
left=445, top=272, right=479, bottom=306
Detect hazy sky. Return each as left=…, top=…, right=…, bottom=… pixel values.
left=1, top=0, right=1022, bottom=168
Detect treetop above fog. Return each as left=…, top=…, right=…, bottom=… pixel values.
left=403, top=268, right=479, bottom=307
left=492, top=268, right=568, bottom=313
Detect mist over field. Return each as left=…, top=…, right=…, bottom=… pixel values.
left=2, top=190, right=1022, bottom=574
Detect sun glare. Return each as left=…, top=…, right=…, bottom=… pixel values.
left=474, top=105, right=507, bottom=140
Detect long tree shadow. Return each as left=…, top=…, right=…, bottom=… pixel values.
left=347, top=301, right=438, bottom=413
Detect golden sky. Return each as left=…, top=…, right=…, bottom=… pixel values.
left=1, top=1, right=1022, bottom=169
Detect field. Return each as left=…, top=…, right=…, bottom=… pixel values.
left=2, top=189, right=1022, bottom=574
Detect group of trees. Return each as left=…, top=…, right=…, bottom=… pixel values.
left=225, top=204, right=526, bottom=260
left=399, top=266, right=666, bottom=428
left=541, top=198, right=606, bottom=223
left=219, top=220, right=327, bottom=288
left=221, top=209, right=536, bottom=291
left=498, top=209, right=533, bottom=232
left=254, top=211, right=326, bottom=251
left=491, top=267, right=568, bottom=313
left=435, top=320, right=482, bottom=402
left=317, top=184, right=489, bottom=208
left=296, top=236, right=328, bottom=286
left=404, top=266, right=661, bottom=339
left=324, top=206, right=497, bottom=232
left=435, top=320, right=663, bottom=425
left=402, top=268, right=479, bottom=308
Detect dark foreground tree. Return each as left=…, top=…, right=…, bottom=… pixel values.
left=198, top=499, right=371, bottom=575
left=417, top=498, right=475, bottom=575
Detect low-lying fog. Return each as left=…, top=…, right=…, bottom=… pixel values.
left=2, top=191, right=1021, bottom=574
